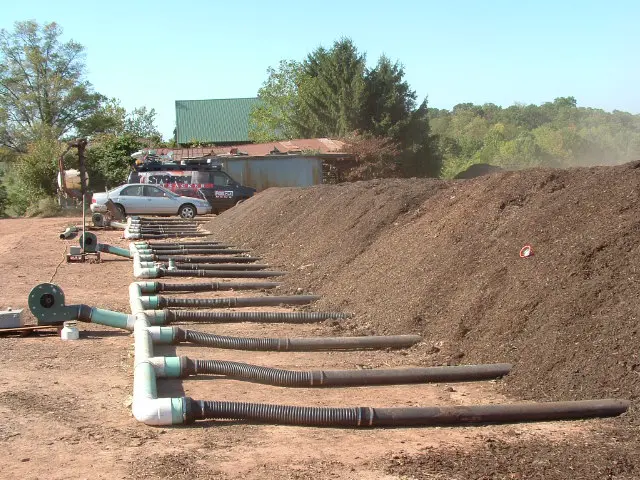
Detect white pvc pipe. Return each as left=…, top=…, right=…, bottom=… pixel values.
left=133, top=253, right=159, bottom=278
left=130, top=282, right=182, bottom=425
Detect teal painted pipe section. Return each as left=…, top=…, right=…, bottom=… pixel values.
left=171, top=398, right=185, bottom=424
left=91, top=308, right=130, bottom=329
left=138, top=282, right=159, bottom=294
left=152, top=326, right=175, bottom=344
left=164, top=357, right=182, bottom=378
left=145, top=310, right=168, bottom=325
left=105, top=245, right=133, bottom=258
left=140, top=296, right=160, bottom=309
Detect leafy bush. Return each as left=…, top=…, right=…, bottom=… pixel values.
left=25, top=196, right=61, bottom=217
left=5, top=134, right=62, bottom=215
left=334, top=133, right=400, bottom=182
left=86, top=133, right=143, bottom=190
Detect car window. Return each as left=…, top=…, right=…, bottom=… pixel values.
left=120, top=185, right=144, bottom=196
left=144, top=185, right=168, bottom=197
left=212, top=173, right=233, bottom=186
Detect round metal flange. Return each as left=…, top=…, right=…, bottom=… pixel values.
left=28, top=283, right=76, bottom=325
left=79, top=231, right=98, bottom=252
left=92, top=212, right=105, bottom=227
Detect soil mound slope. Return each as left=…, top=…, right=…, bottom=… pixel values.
left=208, top=162, right=640, bottom=408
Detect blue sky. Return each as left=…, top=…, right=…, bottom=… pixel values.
left=2, top=0, right=639, bottom=139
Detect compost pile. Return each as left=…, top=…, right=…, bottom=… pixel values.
left=208, top=162, right=640, bottom=411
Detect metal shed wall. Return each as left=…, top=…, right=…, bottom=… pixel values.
left=219, top=156, right=323, bottom=191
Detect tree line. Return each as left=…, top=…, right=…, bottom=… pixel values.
left=250, top=40, right=640, bottom=180
left=430, top=98, right=640, bottom=178
left=1, top=21, right=639, bottom=216
left=0, top=20, right=162, bottom=216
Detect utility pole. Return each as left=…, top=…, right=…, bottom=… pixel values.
left=69, top=138, right=88, bottom=197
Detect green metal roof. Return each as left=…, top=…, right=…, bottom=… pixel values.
left=175, top=97, right=259, bottom=144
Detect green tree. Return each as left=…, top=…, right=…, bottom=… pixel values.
left=249, top=60, right=303, bottom=142
left=76, top=97, right=126, bottom=136
left=124, top=106, right=161, bottom=141
left=86, top=133, right=143, bottom=190
left=0, top=20, right=102, bottom=150
left=298, top=38, right=366, bottom=137
left=78, top=100, right=161, bottom=141
left=359, top=55, right=415, bottom=138
left=250, top=38, right=366, bottom=140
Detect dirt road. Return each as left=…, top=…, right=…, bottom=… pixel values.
left=0, top=217, right=628, bottom=479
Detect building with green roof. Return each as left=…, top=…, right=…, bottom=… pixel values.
left=175, top=97, right=259, bottom=146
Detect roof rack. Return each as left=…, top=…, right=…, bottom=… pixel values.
left=134, top=158, right=223, bottom=173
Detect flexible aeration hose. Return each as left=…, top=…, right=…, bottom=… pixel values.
left=154, top=256, right=260, bottom=263
left=157, top=268, right=285, bottom=278
left=136, top=228, right=206, bottom=236
left=145, top=241, right=222, bottom=246
left=148, top=246, right=236, bottom=252
left=182, top=359, right=511, bottom=386
left=136, top=233, right=209, bottom=239
left=155, top=281, right=282, bottom=292
left=170, top=263, right=271, bottom=271
left=182, top=398, right=630, bottom=427
left=133, top=218, right=207, bottom=223
left=134, top=225, right=202, bottom=230
left=151, top=249, right=249, bottom=255
left=176, top=328, right=421, bottom=351
left=143, top=242, right=224, bottom=248
left=159, top=295, right=319, bottom=308
left=166, top=309, right=351, bottom=323
left=134, top=228, right=206, bottom=236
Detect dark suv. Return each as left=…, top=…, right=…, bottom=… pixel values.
left=128, top=160, right=256, bottom=214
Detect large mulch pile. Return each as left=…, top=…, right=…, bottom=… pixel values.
left=384, top=430, right=640, bottom=479
left=207, top=162, right=640, bottom=479
left=207, top=161, right=640, bottom=409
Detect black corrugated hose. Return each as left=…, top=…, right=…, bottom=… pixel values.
left=149, top=244, right=232, bottom=249
left=154, top=256, right=260, bottom=263
left=182, top=398, right=630, bottom=427
left=166, top=309, right=351, bottom=323
left=150, top=249, right=249, bottom=255
left=159, top=295, right=319, bottom=308
left=182, top=358, right=512, bottom=386
left=170, top=263, right=270, bottom=271
left=158, top=269, right=285, bottom=278
left=176, top=328, right=421, bottom=351
left=138, top=233, right=209, bottom=239
left=156, top=281, right=281, bottom=292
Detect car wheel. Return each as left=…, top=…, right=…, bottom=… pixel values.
left=115, top=204, right=126, bottom=218
left=179, top=204, right=196, bottom=219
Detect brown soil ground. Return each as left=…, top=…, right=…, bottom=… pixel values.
left=0, top=217, right=585, bottom=480
left=208, top=161, right=640, bottom=478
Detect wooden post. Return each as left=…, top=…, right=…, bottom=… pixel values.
left=75, top=138, right=88, bottom=197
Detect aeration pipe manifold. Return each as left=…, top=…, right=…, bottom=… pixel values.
left=28, top=282, right=631, bottom=427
